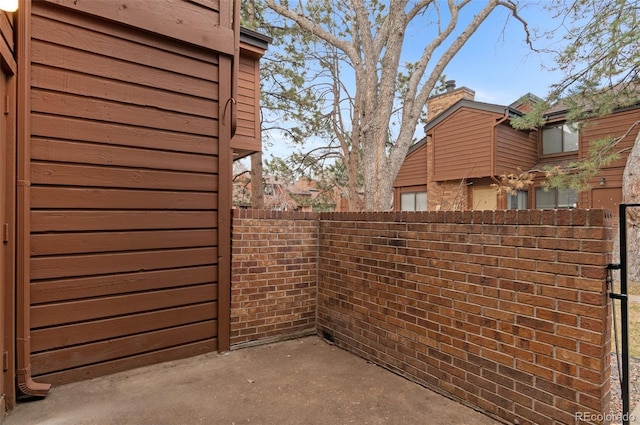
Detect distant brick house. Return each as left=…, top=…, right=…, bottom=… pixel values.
left=233, top=175, right=341, bottom=212
left=393, top=81, right=640, bottom=215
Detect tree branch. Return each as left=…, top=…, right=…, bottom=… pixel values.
left=264, top=0, right=360, bottom=63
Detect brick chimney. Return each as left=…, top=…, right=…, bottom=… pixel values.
left=426, top=80, right=475, bottom=120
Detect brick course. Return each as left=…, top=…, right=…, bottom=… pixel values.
left=231, top=208, right=614, bottom=425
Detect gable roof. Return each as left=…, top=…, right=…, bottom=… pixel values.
left=424, top=98, right=523, bottom=133
left=509, top=92, right=544, bottom=109
left=406, top=99, right=524, bottom=156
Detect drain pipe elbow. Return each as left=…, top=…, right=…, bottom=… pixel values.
left=16, top=372, right=51, bottom=398
left=15, top=337, right=50, bottom=398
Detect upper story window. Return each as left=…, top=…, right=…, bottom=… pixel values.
left=542, top=124, right=578, bottom=155
left=401, top=192, right=427, bottom=211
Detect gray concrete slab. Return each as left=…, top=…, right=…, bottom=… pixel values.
left=1, top=337, right=501, bottom=425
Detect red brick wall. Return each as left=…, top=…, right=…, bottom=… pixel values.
left=231, top=209, right=318, bottom=346
left=317, top=210, right=613, bottom=425
left=231, top=209, right=614, bottom=424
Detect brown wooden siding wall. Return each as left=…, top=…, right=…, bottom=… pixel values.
left=28, top=2, right=222, bottom=384
left=581, top=109, right=639, bottom=183
left=432, top=108, right=500, bottom=181
left=580, top=108, right=640, bottom=211
left=236, top=55, right=258, bottom=142
left=393, top=143, right=428, bottom=188
left=41, top=0, right=230, bottom=54
left=494, top=123, right=538, bottom=175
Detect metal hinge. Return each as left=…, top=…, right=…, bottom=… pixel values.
left=3, top=223, right=7, bottom=242
left=2, top=351, right=7, bottom=371
left=4, top=95, right=8, bottom=115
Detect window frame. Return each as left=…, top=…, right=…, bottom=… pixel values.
left=534, top=187, right=578, bottom=209
left=400, top=191, right=427, bottom=211
left=507, top=190, right=528, bottom=210
left=541, top=123, right=579, bottom=156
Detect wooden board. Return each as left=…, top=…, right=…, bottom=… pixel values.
left=41, top=0, right=233, bottom=54
left=30, top=247, right=219, bottom=280
left=36, top=341, right=217, bottom=386
left=31, top=229, right=218, bottom=255
left=31, top=304, right=218, bottom=352
left=32, top=115, right=219, bottom=155
left=31, top=321, right=218, bottom=375
left=30, top=187, right=218, bottom=210
left=31, top=266, right=218, bottom=304
left=31, top=284, right=218, bottom=328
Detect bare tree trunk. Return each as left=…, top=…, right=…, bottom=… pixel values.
left=621, top=132, right=640, bottom=281
left=250, top=152, right=264, bottom=209
left=347, top=150, right=360, bottom=211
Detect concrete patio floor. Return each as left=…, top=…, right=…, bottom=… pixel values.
left=1, top=336, right=501, bottom=425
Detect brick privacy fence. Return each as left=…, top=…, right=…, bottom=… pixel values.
left=232, top=209, right=614, bottom=424
left=230, top=209, right=318, bottom=346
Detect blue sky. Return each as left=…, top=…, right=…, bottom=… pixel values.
left=432, top=0, right=564, bottom=105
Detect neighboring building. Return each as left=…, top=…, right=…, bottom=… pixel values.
left=233, top=175, right=339, bottom=212
left=0, top=0, right=268, bottom=411
left=393, top=81, right=640, bottom=215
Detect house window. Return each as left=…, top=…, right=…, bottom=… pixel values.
left=542, top=124, right=578, bottom=154
left=535, top=187, right=578, bottom=209
left=400, top=192, right=427, bottom=211
left=508, top=191, right=528, bottom=210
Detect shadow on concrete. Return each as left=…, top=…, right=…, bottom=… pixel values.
left=2, top=337, right=501, bottom=425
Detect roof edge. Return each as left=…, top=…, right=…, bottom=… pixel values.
left=424, top=98, right=522, bottom=134
left=240, top=27, right=272, bottom=50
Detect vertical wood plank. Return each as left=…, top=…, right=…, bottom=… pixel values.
left=2, top=54, right=16, bottom=410
left=215, top=0, right=238, bottom=353
left=217, top=54, right=232, bottom=352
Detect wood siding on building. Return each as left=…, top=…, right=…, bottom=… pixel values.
left=579, top=108, right=640, bottom=210
left=494, top=122, right=538, bottom=175
left=431, top=108, right=502, bottom=181
left=232, top=53, right=261, bottom=156
left=392, top=144, right=428, bottom=210
left=393, top=144, right=428, bottom=188
left=28, top=1, right=225, bottom=384
left=581, top=109, right=639, bottom=182
left=42, top=0, right=231, bottom=54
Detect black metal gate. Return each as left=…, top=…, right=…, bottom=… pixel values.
left=608, top=203, right=638, bottom=425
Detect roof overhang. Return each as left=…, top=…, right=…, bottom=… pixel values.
left=240, top=27, right=272, bottom=57
left=424, top=99, right=522, bottom=134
